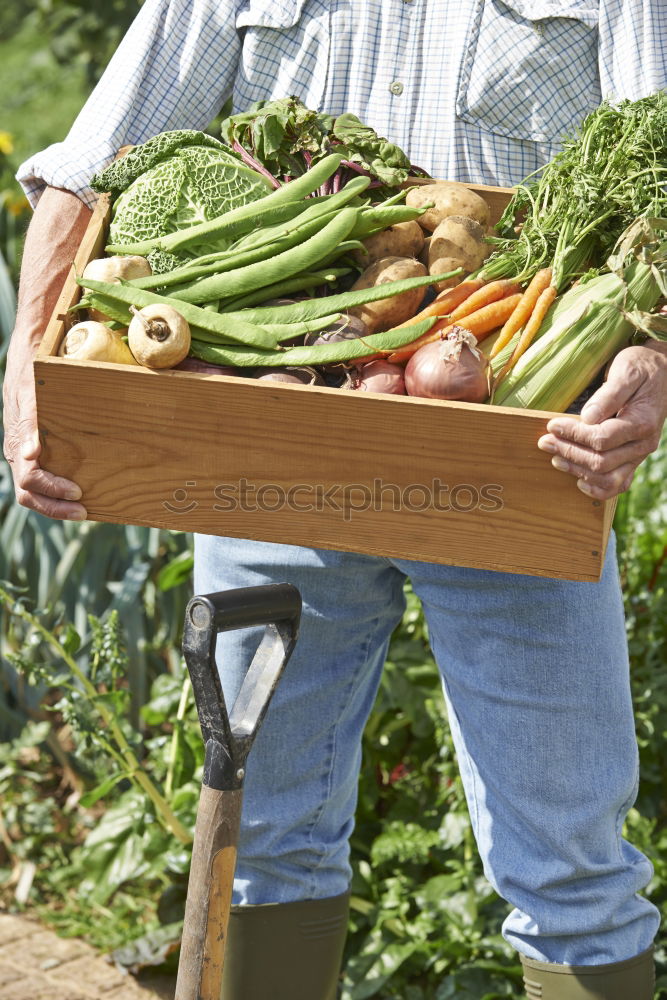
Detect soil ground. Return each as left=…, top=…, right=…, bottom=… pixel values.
left=0, top=914, right=175, bottom=1000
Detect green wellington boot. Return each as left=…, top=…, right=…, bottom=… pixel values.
left=520, top=946, right=654, bottom=999
left=220, top=891, right=350, bottom=1000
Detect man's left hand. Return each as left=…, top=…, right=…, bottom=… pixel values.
left=537, top=343, right=667, bottom=500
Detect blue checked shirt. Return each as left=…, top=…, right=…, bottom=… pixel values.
left=17, top=0, right=667, bottom=208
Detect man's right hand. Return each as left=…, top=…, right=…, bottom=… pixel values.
left=3, top=184, right=92, bottom=521
left=3, top=334, right=87, bottom=520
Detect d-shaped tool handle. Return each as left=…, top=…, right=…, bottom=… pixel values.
left=176, top=584, right=301, bottom=1000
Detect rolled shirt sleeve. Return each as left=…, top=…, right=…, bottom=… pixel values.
left=16, top=0, right=241, bottom=208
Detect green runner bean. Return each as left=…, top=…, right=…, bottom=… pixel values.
left=222, top=269, right=461, bottom=324
left=168, top=207, right=360, bottom=305
left=218, top=268, right=350, bottom=311
left=76, top=277, right=279, bottom=349
left=188, top=316, right=436, bottom=367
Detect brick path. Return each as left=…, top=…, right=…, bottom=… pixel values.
left=0, top=915, right=175, bottom=1000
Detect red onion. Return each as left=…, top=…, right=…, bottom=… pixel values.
left=174, top=357, right=237, bottom=376
left=405, top=328, right=489, bottom=403
left=347, top=360, right=406, bottom=395
left=304, top=314, right=368, bottom=347
left=255, top=366, right=325, bottom=385
left=304, top=314, right=370, bottom=372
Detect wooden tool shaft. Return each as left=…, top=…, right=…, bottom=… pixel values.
left=175, top=785, right=243, bottom=1000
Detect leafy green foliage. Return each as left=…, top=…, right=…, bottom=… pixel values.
left=485, top=92, right=667, bottom=288
left=31, top=0, right=143, bottom=85
left=221, top=96, right=427, bottom=191
left=331, top=113, right=416, bottom=187
left=0, top=596, right=199, bottom=953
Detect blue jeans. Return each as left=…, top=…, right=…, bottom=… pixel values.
left=193, top=532, right=658, bottom=966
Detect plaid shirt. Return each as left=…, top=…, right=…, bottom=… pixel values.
left=17, top=0, right=667, bottom=208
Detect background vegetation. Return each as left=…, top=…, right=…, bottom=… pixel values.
left=1, top=3, right=666, bottom=997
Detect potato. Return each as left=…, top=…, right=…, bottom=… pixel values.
left=429, top=215, right=490, bottom=291
left=349, top=256, right=428, bottom=334
left=405, top=181, right=491, bottom=232
left=418, top=235, right=431, bottom=269
left=429, top=216, right=487, bottom=269
left=428, top=257, right=468, bottom=292
left=355, top=220, right=425, bottom=267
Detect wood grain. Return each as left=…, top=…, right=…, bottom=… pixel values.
left=34, top=356, right=610, bottom=581
left=175, top=786, right=242, bottom=1000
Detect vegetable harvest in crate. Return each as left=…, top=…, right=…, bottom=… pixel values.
left=71, top=93, right=667, bottom=412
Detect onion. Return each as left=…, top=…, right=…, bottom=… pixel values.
left=304, top=314, right=370, bottom=372
left=304, top=313, right=368, bottom=347
left=255, top=366, right=325, bottom=385
left=346, top=360, right=406, bottom=395
left=173, top=357, right=237, bottom=376
left=405, top=328, right=489, bottom=403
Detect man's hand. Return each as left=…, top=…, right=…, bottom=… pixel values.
left=4, top=186, right=91, bottom=519
left=3, top=336, right=87, bottom=520
left=537, top=342, right=667, bottom=500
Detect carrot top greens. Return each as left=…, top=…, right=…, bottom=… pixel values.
left=481, top=92, right=667, bottom=290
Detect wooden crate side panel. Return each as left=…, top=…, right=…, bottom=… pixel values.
left=36, top=193, right=113, bottom=360
left=34, top=357, right=609, bottom=581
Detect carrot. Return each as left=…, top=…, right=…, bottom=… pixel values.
left=448, top=279, right=522, bottom=323
left=395, top=279, right=484, bottom=328
left=489, top=268, right=553, bottom=359
left=387, top=293, right=523, bottom=362
left=386, top=281, right=481, bottom=362
left=494, top=284, right=558, bottom=386
left=386, top=326, right=444, bottom=363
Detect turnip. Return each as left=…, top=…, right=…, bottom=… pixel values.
left=82, top=256, right=152, bottom=322
left=128, top=304, right=191, bottom=368
left=59, top=321, right=139, bottom=365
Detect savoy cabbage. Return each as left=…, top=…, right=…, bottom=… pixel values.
left=91, top=130, right=272, bottom=268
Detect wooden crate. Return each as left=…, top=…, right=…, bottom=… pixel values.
left=34, top=182, right=616, bottom=582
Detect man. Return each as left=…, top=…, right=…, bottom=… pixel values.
left=6, top=2, right=667, bottom=997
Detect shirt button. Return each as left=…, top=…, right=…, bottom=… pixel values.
left=402, top=0, right=414, bottom=4
left=389, top=81, right=404, bottom=95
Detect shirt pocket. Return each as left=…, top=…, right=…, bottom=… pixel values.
left=236, top=0, right=308, bottom=29
left=235, top=0, right=331, bottom=111
left=455, top=0, right=601, bottom=144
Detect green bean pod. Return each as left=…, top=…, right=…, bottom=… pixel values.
left=132, top=207, right=343, bottom=293
left=218, top=268, right=350, bottom=311
left=188, top=316, right=437, bottom=367
left=76, top=277, right=279, bottom=349
left=222, top=269, right=460, bottom=325
left=351, top=204, right=426, bottom=239
left=168, top=207, right=360, bottom=305
left=231, top=175, right=370, bottom=252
